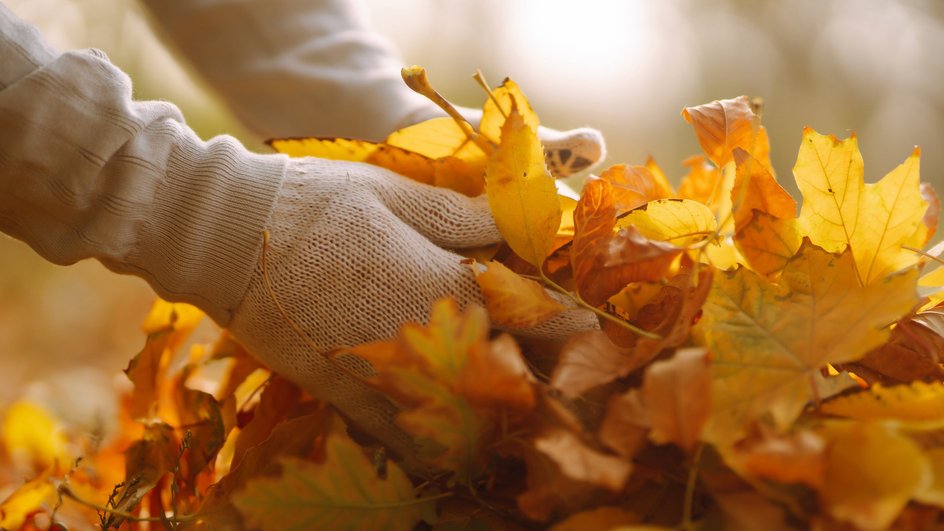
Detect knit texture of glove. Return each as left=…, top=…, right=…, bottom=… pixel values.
left=228, top=158, right=597, bottom=465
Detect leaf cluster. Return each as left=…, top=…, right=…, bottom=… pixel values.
left=3, top=71, right=944, bottom=531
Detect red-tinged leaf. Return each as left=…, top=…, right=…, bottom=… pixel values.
left=474, top=260, right=565, bottom=328
left=640, top=348, right=712, bottom=452
left=731, top=147, right=796, bottom=231
left=601, top=268, right=712, bottom=363
left=682, top=96, right=761, bottom=168
left=572, top=180, right=682, bottom=307
left=734, top=211, right=802, bottom=276
left=233, top=435, right=437, bottom=531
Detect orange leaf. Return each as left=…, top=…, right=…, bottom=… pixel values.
left=733, top=211, right=802, bottom=276
left=474, top=260, right=565, bottom=328
left=597, top=163, right=671, bottom=213
left=533, top=429, right=632, bottom=492
left=572, top=179, right=682, bottom=306
left=677, top=155, right=728, bottom=213
left=731, top=430, right=825, bottom=488
left=551, top=330, right=635, bottom=398
left=731, top=147, right=796, bottom=231
left=682, top=95, right=761, bottom=168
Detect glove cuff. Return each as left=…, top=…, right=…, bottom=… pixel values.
left=130, top=132, right=286, bottom=325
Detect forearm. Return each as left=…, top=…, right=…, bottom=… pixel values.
left=139, top=0, right=435, bottom=141
left=0, top=3, right=286, bottom=324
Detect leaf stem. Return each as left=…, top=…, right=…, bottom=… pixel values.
left=538, top=271, right=662, bottom=340
left=682, top=442, right=705, bottom=531
left=401, top=66, right=493, bottom=154
left=58, top=485, right=195, bottom=524
left=472, top=69, right=508, bottom=120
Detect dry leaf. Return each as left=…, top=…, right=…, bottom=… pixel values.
left=474, top=260, right=565, bottom=328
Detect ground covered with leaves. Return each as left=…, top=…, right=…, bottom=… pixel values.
left=3, top=68, right=944, bottom=530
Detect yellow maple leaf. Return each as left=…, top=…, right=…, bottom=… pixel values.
left=699, top=240, right=919, bottom=443
left=1, top=401, right=71, bottom=473
left=795, top=128, right=927, bottom=285
left=485, top=103, right=562, bottom=268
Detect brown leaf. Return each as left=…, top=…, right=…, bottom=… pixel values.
left=851, top=311, right=944, bottom=383
left=533, top=429, right=632, bottom=491
left=599, top=390, right=650, bottom=459
left=572, top=179, right=682, bottom=307
left=642, top=348, right=712, bottom=452
left=551, top=330, right=634, bottom=398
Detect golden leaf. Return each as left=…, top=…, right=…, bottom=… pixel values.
left=486, top=103, right=562, bottom=268
left=821, top=381, right=944, bottom=422
left=682, top=95, right=764, bottom=168
left=615, top=198, right=718, bottom=248
left=474, top=260, right=565, bottom=328
left=699, top=241, right=919, bottom=442
left=795, top=129, right=927, bottom=285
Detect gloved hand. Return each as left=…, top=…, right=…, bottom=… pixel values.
left=228, top=158, right=598, bottom=463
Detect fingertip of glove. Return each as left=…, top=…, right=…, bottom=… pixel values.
left=542, top=126, right=607, bottom=178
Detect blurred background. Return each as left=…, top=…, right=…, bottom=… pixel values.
left=2, top=0, right=943, bottom=425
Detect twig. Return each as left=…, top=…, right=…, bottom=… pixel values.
left=58, top=485, right=195, bottom=524
left=682, top=443, right=705, bottom=531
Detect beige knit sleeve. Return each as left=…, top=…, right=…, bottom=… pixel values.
left=138, top=0, right=437, bottom=142
left=0, top=4, right=287, bottom=325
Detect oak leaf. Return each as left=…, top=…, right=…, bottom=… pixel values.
left=699, top=240, right=919, bottom=443
left=233, top=435, right=437, bottom=531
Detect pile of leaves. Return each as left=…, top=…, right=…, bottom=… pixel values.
left=3, top=67, right=944, bottom=530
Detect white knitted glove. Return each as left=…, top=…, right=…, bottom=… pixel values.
left=228, top=158, right=597, bottom=463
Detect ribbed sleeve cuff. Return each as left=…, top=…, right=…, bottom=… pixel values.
left=130, top=132, right=286, bottom=325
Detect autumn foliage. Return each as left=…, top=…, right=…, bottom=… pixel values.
left=4, top=68, right=944, bottom=530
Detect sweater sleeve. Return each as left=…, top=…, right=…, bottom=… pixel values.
left=138, top=0, right=437, bottom=142
left=0, top=3, right=286, bottom=325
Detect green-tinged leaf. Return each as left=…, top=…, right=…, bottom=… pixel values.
left=486, top=104, right=561, bottom=268
left=233, top=436, right=437, bottom=531
left=699, top=241, right=919, bottom=443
